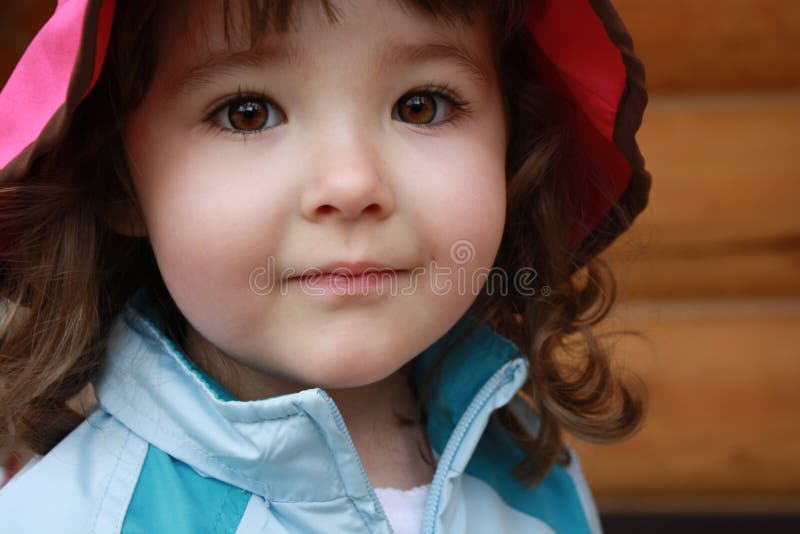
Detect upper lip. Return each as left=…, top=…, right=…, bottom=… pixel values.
left=289, top=260, right=403, bottom=279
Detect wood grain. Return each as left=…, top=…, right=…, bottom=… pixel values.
left=603, top=92, right=800, bottom=299
left=570, top=298, right=800, bottom=510
left=614, top=0, right=800, bottom=92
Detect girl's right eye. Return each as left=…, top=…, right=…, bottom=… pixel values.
left=207, top=94, right=286, bottom=136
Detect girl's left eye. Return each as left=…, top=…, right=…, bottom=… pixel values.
left=392, top=87, right=469, bottom=127
left=207, top=94, right=286, bottom=135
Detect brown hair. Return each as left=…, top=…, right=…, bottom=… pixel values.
left=0, top=0, right=645, bottom=486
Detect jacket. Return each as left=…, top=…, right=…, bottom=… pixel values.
left=0, top=286, right=602, bottom=533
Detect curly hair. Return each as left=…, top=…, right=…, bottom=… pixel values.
left=0, top=0, right=646, bottom=486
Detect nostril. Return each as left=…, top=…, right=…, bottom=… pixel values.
left=315, top=203, right=382, bottom=217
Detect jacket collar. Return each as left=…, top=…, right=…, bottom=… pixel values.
left=93, top=286, right=528, bottom=505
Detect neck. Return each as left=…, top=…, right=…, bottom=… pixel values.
left=328, top=365, right=436, bottom=489
left=184, top=325, right=436, bottom=489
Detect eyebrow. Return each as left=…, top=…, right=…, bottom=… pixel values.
left=378, top=39, right=491, bottom=86
left=169, top=38, right=491, bottom=95
left=170, top=43, right=304, bottom=95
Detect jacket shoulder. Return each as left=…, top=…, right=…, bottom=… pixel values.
left=0, top=409, right=148, bottom=534
left=466, top=399, right=603, bottom=534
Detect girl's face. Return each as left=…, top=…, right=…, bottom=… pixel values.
left=122, top=0, right=507, bottom=391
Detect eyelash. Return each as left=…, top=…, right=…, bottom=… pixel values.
left=202, top=82, right=473, bottom=139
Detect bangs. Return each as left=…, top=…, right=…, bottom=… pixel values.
left=227, top=0, right=482, bottom=35
left=214, top=0, right=527, bottom=49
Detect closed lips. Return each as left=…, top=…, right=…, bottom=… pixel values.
left=289, top=261, right=405, bottom=279
left=291, top=270, right=401, bottom=280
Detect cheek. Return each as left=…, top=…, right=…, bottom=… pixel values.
left=131, top=125, right=287, bottom=250
left=124, top=122, right=295, bottom=328
left=405, top=132, right=507, bottom=270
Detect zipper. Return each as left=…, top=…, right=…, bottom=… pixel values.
left=318, top=390, right=393, bottom=534
left=421, top=358, right=527, bottom=534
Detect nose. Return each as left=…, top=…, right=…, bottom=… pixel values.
left=300, top=131, right=395, bottom=222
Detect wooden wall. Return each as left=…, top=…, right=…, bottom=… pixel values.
left=570, top=0, right=800, bottom=514
left=2, top=0, right=799, bottom=516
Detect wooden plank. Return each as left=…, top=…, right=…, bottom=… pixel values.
left=569, top=298, right=800, bottom=511
left=603, top=92, right=800, bottom=299
left=614, top=0, right=800, bottom=92
left=607, top=249, right=800, bottom=301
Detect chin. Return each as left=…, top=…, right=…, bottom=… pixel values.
left=308, top=367, right=397, bottom=391
left=296, top=337, right=410, bottom=390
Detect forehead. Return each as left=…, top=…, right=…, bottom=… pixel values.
left=154, top=0, right=495, bottom=83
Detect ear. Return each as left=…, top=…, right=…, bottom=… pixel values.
left=103, top=197, right=147, bottom=237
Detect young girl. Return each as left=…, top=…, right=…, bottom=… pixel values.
left=0, top=0, right=650, bottom=532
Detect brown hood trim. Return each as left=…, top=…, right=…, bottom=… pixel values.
left=575, top=0, right=652, bottom=261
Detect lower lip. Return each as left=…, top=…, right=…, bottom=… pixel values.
left=289, top=270, right=403, bottom=295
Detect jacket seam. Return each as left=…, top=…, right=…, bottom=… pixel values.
left=295, top=402, right=377, bottom=533
left=210, top=486, right=247, bottom=534
left=91, top=422, right=133, bottom=534
left=564, top=443, right=603, bottom=534
left=121, top=311, right=309, bottom=424
left=449, top=370, right=516, bottom=478
left=428, top=362, right=522, bottom=525
left=105, top=397, right=271, bottom=495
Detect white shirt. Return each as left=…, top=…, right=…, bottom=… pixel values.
left=374, top=484, right=431, bottom=534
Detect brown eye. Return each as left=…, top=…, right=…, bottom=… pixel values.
left=398, top=94, right=437, bottom=124
left=229, top=100, right=268, bottom=131
left=393, top=88, right=466, bottom=127
left=210, top=94, right=285, bottom=135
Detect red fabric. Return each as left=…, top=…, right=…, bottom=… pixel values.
left=84, top=0, right=116, bottom=100
left=524, top=0, right=633, bottom=248
left=0, top=0, right=88, bottom=170
left=569, top=105, right=632, bottom=247
left=526, top=0, right=626, bottom=142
